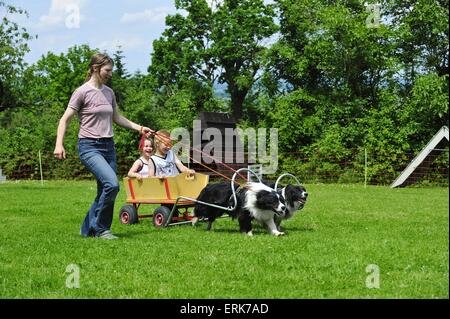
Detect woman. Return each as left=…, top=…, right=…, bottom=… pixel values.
left=53, top=53, right=154, bottom=239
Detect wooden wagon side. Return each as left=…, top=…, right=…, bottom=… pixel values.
left=119, top=173, right=209, bottom=226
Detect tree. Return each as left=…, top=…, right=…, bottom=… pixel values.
left=111, top=47, right=129, bottom=107
left=268, top=0, right=397, bottom=102
left=113, top=46, right=129, bottom=79
left=386, top=0, right=449, bottom=84
left=149, top=0, right=278, bottom=121
left=262, top=0, right=400, bottom=153
left=0, top=1, right=35, bottom=111
left=263, top=0, right=448, bottom=181
left=0, top=45, right=96, bottom=172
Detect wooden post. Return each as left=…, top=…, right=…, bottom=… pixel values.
left=364, top=148, right=368, bottom=188
left=39, top=150, right=44, bottom=186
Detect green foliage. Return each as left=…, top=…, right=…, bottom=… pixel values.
left=404, top=73, right=449, bottom=144
left=266, top=88, right=320, bottom=152
left=0, top=1, right=36, bottom=110
left=149, top=0, right=278, bottom=120
left=387, top=0, right=449, bottom=80
left=0, top=45, right=94, bottom=178
left=260, top=0, right=448, bottom=184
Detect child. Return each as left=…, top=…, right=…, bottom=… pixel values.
left=128, top=136, right=155, bottom=180
left=151, top=130, right=195, bottom=177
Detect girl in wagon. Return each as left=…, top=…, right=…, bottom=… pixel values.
left=151, top=130, right=195, bottom=178
left=128, top=135, right=155, bottom=180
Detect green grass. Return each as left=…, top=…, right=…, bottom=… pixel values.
left=0, top=181, right=448, bottom=298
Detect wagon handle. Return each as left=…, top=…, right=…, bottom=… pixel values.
left=274, top=173, right=302, bottom=191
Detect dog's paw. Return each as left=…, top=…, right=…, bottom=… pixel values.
left=246, top=231, right=254, bottom=237
left=272, top=231, right=285, bottom=237
left=191, top=216, right=198, bottom=226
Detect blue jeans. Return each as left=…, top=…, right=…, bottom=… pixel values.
left=78, top=138, right=119, bottom=237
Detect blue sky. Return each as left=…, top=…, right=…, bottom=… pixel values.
left=6, top=0, right=185, bottom=74
left=6, top=0, right=275, bottom=75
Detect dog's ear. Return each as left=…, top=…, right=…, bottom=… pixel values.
left=285, top=184, right=294, bottom=191
left=285, top=184, right=296, bottom=195
left=286, top=184, right=304, bottom=193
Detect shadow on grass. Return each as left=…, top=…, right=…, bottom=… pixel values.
left=279, top=225, right=317, bottom=232
left=194, top=227, right=241, bottom=234
left=193, top=224, right=317, bottom=235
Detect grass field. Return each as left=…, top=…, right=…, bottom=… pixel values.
left=0, top=180, right=448, bottom=298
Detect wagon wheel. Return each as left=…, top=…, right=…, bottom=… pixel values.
left=152, top=206, right=171, bottom=228
left=119, top=205, right=139, bottom=225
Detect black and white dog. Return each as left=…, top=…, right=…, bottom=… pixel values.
left=193, top=180, right=308, bottom=236
left=274, top=184, right=308, bottom=231
left=233, top=182, right=287, bottom=236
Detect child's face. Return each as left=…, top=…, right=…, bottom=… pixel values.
left=157, top=135, right=172, bottom=154
left=142, top=140, right=153, bottom=156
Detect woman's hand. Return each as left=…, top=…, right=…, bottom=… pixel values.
left=141, top=126, right=155, bottom=137
left=53, top=145, right=66, bottom=160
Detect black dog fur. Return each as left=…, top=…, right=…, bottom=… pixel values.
left=192, top=182, right=239, bottom=230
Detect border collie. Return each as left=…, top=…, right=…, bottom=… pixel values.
left=234, top=182, right=287, bottom=236
left=193, top=182, right=287, bottom=236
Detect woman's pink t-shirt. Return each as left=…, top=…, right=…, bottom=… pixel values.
left=68, top=83, right=117, bottom=138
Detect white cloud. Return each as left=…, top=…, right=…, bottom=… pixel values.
left=120, top=6, right=176, bottom=24
left=39, top=0, right=87, bottom=29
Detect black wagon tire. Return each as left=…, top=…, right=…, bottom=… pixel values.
left=152, top=206, right=172, bottom=228
left=119, top=205, right=139, bottom=225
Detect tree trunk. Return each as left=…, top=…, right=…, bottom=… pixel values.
left=228, top=85, right=247, bottom=121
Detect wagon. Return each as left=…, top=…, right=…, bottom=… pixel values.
left=119, top=172, right=210, bottom=227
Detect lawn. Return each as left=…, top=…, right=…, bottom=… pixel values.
left=0, top=180, right=448, bottom=298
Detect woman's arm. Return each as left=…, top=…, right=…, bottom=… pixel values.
left=113, top=107, right=153, bottom=135
left=53, top=107, right=77, bottom=159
